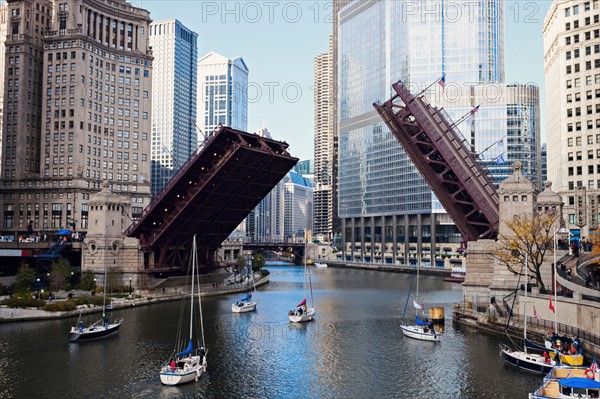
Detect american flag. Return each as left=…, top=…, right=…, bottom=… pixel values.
left=591, top=356, right=599, bottom=373
left=438, top=75, right=446, bottom=89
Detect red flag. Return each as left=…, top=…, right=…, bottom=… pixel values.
left=533, top=306, right=540, bottom=320
left=549, top=297, right=555, bottom=313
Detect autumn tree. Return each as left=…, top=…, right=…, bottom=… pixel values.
left=493, top=212, right=560, bottom=292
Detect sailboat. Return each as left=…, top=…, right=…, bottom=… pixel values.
left=288, top=236, right=315, bottom=323
left=500, top=255, right=557, bottom=374
left=232, top=258, right=257, bottom=313
left=400, top=255, right=440, bottom=342
left=68, top=246, right=123, bottom=342
left=160, top=235, right=208, bottom=386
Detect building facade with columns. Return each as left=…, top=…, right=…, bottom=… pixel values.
left=0, top=0, right=153, bottom=239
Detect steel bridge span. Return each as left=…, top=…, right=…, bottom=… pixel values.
left=125, top=126, right=298, bottom=274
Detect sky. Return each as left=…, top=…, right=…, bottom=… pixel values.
left=142, top=0, right=553, bottom=161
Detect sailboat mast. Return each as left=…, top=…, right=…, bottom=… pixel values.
left=102, top=223, right=108, bottom=318
left=524, top=254, right=528, bottom=352
left=416, top=254, right=420, bottom=314
left=195, top=235, right=206, bottom=349
left=189, top=235, right=196, bottom=341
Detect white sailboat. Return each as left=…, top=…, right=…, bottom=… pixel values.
left=232, top=257, right=258, bottom=313
left=289, top=236, right=315, bottom=323
left=68, top=238, right=123, bottom=342
left=400, top=255, right=439, bottom=342
left=160, top=235, right=208, bottom=386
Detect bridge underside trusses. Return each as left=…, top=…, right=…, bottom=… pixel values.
left=125, top=126, right=298, bottom=273
left=373, top=80, right=499, bottom=242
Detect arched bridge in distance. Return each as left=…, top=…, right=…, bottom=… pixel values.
left=124, top=126, right=298, bottom=275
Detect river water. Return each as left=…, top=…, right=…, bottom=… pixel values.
left=0, top=264, right=541, bottom=398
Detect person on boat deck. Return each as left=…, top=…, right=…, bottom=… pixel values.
left=78, top=321, right=84, bottom=332
left=199, top=348, right=205, bottom=361
left=298, top=307, right=303, bottom=315
left=103, top=316, right=108, bottom=327
left=169, top=360, right=176, bottom=371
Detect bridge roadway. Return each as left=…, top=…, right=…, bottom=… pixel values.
left=125, top=126, right=298, bottom=273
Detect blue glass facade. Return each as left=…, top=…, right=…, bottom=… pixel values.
left=149, top=20, right=198, bottom=195
left=336, top=0, right=539, bottom=265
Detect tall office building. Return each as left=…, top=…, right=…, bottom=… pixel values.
left=544, top=0, right=600, bottom=240
left=0, top=0, right=153, bottom=236
left=313, top=35, right=334, bottom=241
left=243, top=128, right=313, bottom=242
left=196, top=51, right=248, bottom=143
left=283, top=171, right=313, bottom=240
left=149, top=19, right=198, bottom=194
left=0, top=7, right=6, bottom=172
left=336, top=0, right=541, bottom=265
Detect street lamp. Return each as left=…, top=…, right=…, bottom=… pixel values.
left=129, top=278, right=132, bottom=296
left=36, top=278, right=40, bottom=292
left=93, top=278, right=97, bottom=293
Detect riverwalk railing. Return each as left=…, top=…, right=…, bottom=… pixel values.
left=454, top=304, right=600, bottom=349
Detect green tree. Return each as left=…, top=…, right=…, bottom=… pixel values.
left=80, top=269, right=95, bottom=291
left=251, top=254, right=265, bottom=272
left=14, top=262, right=36, bottom=293
left=106, top=266, right=120, bottom=293
left=49, top=258, right=73, bottom=292
left=236, top=255, right=247, bottom=271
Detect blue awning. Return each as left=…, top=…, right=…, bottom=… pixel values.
left=560, top=377, right=600, bottom=389
left=57, top=229, right=72, bottom=235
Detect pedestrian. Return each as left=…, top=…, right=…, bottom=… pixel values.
left=567, top=268, right=572, bottom=280
left=586, top=274, right=591, bottom=288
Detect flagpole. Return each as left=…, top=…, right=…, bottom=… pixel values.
left=477, top=135, right=506, bottom=158
left=554, top=227, right=558, bottom=333
left=161, top=144, right=181, bottom=169
left=411, top=74, right=445, bottom=98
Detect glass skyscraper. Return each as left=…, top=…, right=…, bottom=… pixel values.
left=196, top=52, right=248, bottom=143
left=149, top=19, right=198, bottom=194
left=337, top=0, right=540, bottom=265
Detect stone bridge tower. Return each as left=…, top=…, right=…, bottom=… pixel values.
left=82, top=182, right=144, bottom=291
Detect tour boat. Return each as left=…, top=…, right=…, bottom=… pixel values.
left=529, top=365, right=600, bottom=398
left=159, top=235, right=208, bottom=386
left=443, top=266, right=465, bottom=283
left=314, top=262, right=328, bottom=268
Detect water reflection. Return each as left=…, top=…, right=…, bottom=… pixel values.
left=1, top=264, right=541, bottom=398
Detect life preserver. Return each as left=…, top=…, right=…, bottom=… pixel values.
left=585, top=368, right=595, bottom=379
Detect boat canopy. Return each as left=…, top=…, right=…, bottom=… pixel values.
left=560, top=377, right=600, bottom=389
left=240, top=293, right=252, bottom=302
left=416, top=316, right=429, bottom=326
left=177, top=339, right=193, bottom=357
left=296, top=299, right=306, bottom=307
